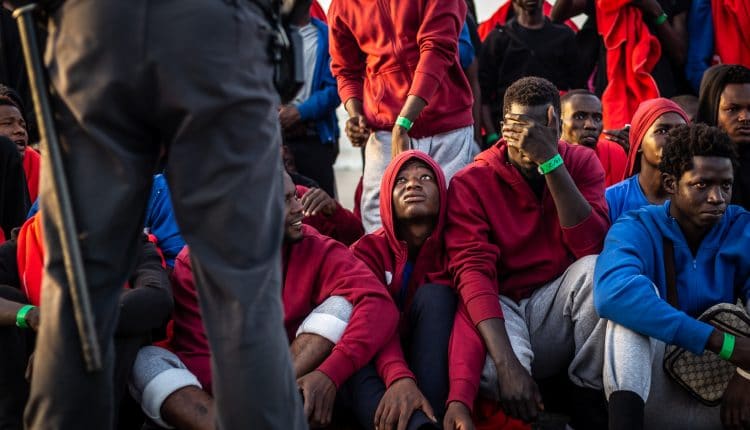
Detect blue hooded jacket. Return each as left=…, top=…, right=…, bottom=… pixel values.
left=296, top=18, right=340, bottom=144
left=595, top=202, right=750, bottom=354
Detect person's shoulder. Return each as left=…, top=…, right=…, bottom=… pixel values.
left=561, top=141, right=602, bottom=169
left=311, top=17, right=329, bottom=32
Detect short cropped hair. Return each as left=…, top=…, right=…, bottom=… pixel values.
left=658, top=123, right=738, bottom=180
left=560, top=89, right=598, bottom=105
left=503, top=76, right=561, bottom=119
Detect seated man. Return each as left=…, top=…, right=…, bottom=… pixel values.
left=696, top=64, right=750, bottom=209
left=0, top=84, right=39, bottom=202
left=348, top=150, right=475, bottom=430
left=606, top=98, right=689, bottom=222
left=130, top=171, right=398, bottom=430
left=560, top=89, right=627, bottom=187
left=0, top=214, right=172, bottom=428
left=595, top=123, right=750, bottom=430
left=296, top=183, right=364, bottom=246
left=445, top=77, right=610, bottom=426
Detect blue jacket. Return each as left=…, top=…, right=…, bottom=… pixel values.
left=296, top=19, right=340, bottom=144
left=595, top=202, right=750, bottom=354
left=685, top=0, right=714, bottom=93
left=145, top=174, right=184, bottom=268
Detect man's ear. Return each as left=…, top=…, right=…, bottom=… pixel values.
left=547, top=104, right=561, bottom=136
left=662, top=172, right=678, bottom=195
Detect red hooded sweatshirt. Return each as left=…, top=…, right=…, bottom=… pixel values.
left=445, top=140, right=609, bottom=325
left=327, top=0, right=473, bottom=139
left=169, top=228, right=398, bottom=391
left=712, top=0, right=750, bottom=68
left=296, top=185, right=364, bottom=246
left=22, top=147, right=40, bottom=203
left=596, top=0, right=661, bottom=130
left=594, top=139, right=627, bottom=187
left=624, top=98, right=689, bottom=178
left=350, top=150, right=481, bottom=408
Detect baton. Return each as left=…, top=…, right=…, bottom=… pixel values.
left=12, top=4, right=102, bottom=372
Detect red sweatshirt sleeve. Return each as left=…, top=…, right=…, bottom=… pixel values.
left=313, top=240, right=399, bottom=387
left=447, top=303, right=485, bottom=411
left=560, top=147, right=610, bottom=257
left=328, top=3, right=366, bottom=105
left=305, top=203, right=365, bottom=247
left=409, top=0, right=466, bottom=103
left=445, top=172, right=503, bottom=325
left=373, top=333, right=416, bottom=387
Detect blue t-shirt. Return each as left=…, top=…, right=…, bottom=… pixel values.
left=398, top=261, right=415, bottom=310
left=605, top=174, right=649, bottom=222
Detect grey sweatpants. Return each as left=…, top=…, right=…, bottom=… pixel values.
left=361, top=126, right=477, bottom=233
left=26, top=1, right=305, bottom=429
left=604, top=322, right=722, bottom=429
left=480, top=255, right=606, bottom=400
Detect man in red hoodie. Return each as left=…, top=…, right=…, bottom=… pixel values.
left=349, top=151, right=483, bottom=430
left=129, top=171, right=399, bottom=429
left=445, top=77, right=610, bottom=426
left=328, top=0, right=476, bottom=233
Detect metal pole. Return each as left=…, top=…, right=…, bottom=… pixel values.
left=12, top=3, right=102, bottom=372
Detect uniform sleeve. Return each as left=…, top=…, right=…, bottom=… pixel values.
left=445, top=173, right=503, bottom=325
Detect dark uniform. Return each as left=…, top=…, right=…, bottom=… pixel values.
left=25, top=1, right=306, bottom=429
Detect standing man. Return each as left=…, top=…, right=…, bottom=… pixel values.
left=14, top=1, right=306, bottom=429
left=279, top=0, right=341, bottom=197
left=328, top=0, right=476, bottom=233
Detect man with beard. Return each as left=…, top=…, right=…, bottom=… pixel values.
left=696, top=64, right=750, bottom=209
left=560, top=89, right=627, bottom=186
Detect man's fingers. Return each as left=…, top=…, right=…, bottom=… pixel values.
left=420, top=398, right=437, bottom=423
left=397, top=407, right=411, bottom=430
left=374, top=400, right=385, bottom=430
left=546, top=105, right=555, bottom=128
left=301, top=387, right=313, bottom=420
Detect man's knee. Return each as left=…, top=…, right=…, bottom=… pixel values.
left=129, top=346, right=203, bottom=429
left=411, top=283, right=457, bottom=316
left=295, top=296, right=353, bottom=344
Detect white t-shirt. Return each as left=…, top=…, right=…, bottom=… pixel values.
left=292, top=23, right=319, bottom=106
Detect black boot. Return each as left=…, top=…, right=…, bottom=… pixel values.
left=608, top=390, right=645, bottom=430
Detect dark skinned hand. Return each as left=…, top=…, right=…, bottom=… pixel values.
left=298, top=370, right=337, bottom=428
left=391, top=126, right=410, bottom=159
left=279, top=105, right=301, bottom=130
left=346, top=115, right=370, bottom=147
left=502, top=106, right=559, bottom=165
left=25, top=307, right=39, bottom=331
left=721, top=372, right=750, bottom=430
left=374, top=378, right=437, bottom=430
left=300, top=188, right=337, bottom=217
left=495, top=357, right=544, bottom=423
left=602, top=125, right=631, bottom=154
left=443, top=401, right=476, bottom=430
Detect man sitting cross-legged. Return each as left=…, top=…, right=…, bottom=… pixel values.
left=129, top=171, right=398, bottom=430
left=595, top=123, right=750, bottom=430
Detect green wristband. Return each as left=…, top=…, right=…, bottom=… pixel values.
left=537, top=153, right=564, bottom=175
left=485, top=132, right=500, bottom=144
left=395, top=116, right=413, bottom=131
left=654, top=12, right=668, bottom=26
left=720, top=332, right=736, bottom=360
left=16, top=305, right=35, bottom=329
